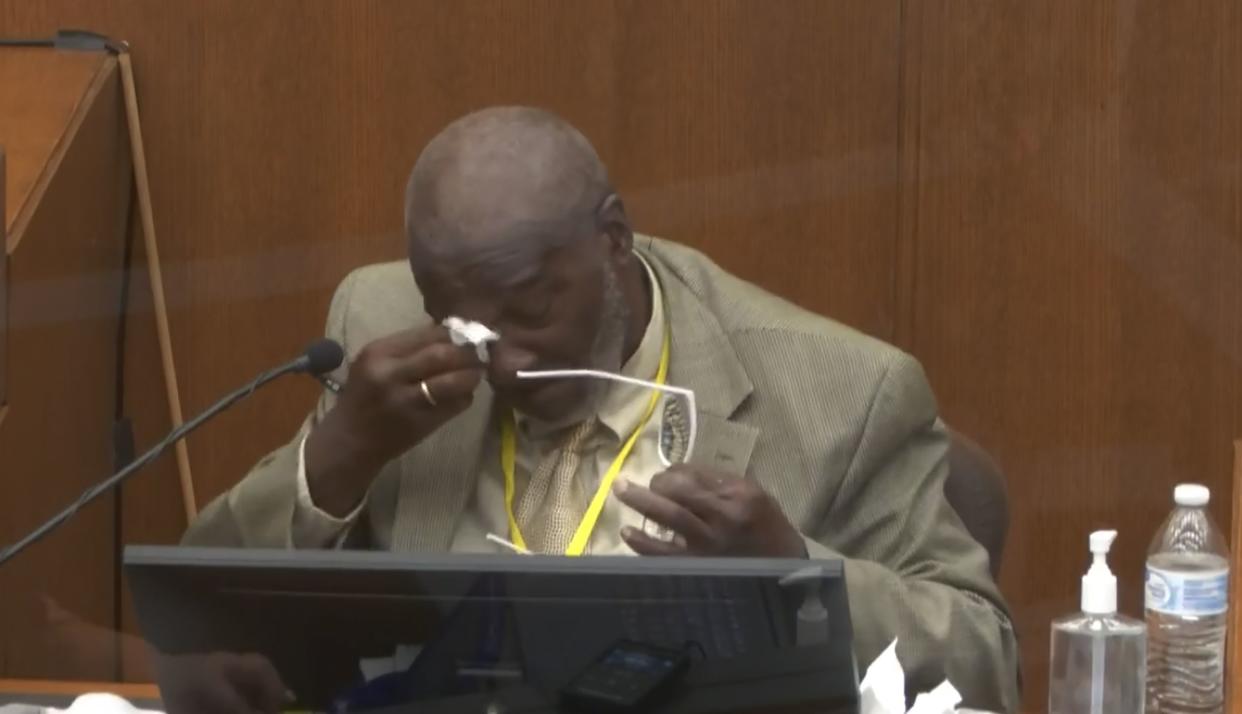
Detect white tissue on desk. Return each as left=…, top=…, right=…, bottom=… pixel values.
left=859, top=639, right=964, bottom=714
left=908, top=680, right=965, bottom=714
left=8, top=692, right=165, bottom=714
left=442, top=316, right=499, bottom=363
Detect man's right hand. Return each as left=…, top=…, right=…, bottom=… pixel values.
left=304, top=326, right=485, bottom=517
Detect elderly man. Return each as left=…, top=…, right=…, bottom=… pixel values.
left=185, top=106, right=1019, bottom=710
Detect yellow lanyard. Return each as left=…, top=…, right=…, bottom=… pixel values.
left=500, top=333, right=670, bottom=556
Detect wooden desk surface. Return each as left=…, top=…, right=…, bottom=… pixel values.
left=0, top=678, right=159, bottom=700
left=0, top=47, right=108, bottom=236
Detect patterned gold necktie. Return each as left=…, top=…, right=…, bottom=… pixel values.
left=514, top=418, right=599, bottom=554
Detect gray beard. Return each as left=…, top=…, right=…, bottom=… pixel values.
left=521, top=264, right=630, bottom=432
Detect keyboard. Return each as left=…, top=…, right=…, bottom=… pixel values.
left=615, top=575, right=763, bottom=659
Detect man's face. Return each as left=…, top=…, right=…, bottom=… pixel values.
left=411, top=224, right=629, bottom=426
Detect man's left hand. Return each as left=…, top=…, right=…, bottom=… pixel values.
left=613, top=464, right=806, bottom=558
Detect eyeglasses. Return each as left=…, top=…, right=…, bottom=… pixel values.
left=441, top=316, right=698, bottom=461
left=517, top=368, right=694, bottom=548
left=445, top=316, right=695, bottom=552
left=514, top=368, right=697, bottom=466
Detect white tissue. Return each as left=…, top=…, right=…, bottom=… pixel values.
left=442, top=316, right=499, bottom=363
left=61, top=693, right=161, bottom=714
left=908, top=680, right=963, bottom=714
left=859, top=639, right=907, bottom=714
left=859, top=639, right=966, bottom=714
left=358, top=644, right=423, bottom=681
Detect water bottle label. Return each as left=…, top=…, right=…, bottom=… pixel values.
left=1145, top=565, right=1229, bottom=615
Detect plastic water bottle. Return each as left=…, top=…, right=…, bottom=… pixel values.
left=1145, top=484, right=1230, bottom=714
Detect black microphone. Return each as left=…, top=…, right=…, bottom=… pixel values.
left=0, top=338, right=345, bottom=566
left=298, top=338, right=346, bottom=377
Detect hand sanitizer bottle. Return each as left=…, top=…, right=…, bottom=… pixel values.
left=1048, top=530, right=1146, bottom=714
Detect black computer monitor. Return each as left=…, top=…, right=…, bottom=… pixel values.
left=124, top=546, right=858, bottom=713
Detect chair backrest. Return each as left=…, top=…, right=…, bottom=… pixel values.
left=943, top=429, right=1009, bottom=579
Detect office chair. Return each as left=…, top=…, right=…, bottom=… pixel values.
left=944, top=429, right=1009, bottom=579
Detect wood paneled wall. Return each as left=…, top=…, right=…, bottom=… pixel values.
left=0, top=2, right=1238, bottom=710
left=0, top=51, right=132, bottom=679
left=0, top=149, right=6, bottom=410
left=896, top=2, right=1242, bottom=706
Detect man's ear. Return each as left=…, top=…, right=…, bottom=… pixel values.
left=597, top=193, right=633, bottom=259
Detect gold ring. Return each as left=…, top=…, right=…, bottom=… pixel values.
left=641, top=517, right=677, bottom=543
left=420, top=380, right=438, bottom=407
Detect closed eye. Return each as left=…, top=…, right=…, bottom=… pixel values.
left=508, top=296, right=552, bottom=324
left=504, top=279, right=558, bottom=325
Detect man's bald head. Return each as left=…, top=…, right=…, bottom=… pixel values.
left=405, top=106, right=614, bottom=252
left=401, top=108, right=646, bottom=426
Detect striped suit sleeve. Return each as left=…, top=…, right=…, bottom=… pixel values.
left=803, top=353, right=1020, bottom=713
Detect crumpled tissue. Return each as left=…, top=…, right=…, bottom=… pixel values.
left=0, top=692, right=163, bottom=714
left=859, top=639, right=971, bottom=714
left=442, top=316, right=499, bottom=363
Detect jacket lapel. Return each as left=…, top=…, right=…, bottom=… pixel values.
left=641, top=237, right=760, bottom=478
left=390, top=383, right=494, bottom=552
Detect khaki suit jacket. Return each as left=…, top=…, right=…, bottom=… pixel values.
left=185, top=235, right=1020, bottom=711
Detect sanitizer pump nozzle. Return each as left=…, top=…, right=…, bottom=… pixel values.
left=1081, top=529, right=1117, bottom=615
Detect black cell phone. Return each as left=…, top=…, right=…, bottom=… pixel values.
left=560, top=639, right=691, bottom=712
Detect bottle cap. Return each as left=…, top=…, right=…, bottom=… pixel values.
left=1174, top=483, right=1210, bottom=507
left=1082, top=529, right=1117, bottom=614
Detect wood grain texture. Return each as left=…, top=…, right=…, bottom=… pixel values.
left=116, top=51, right=197, bottom=524
left=0, top=2, right=903, bottom=534
left=1, top=2, right=1237, bottom=705
left=1, top=148, right=6, bottom=407
left=0, top=49, right=103, bottom=246
left=897, top=1, right=1242, bottom=710
left=0, top=0, right=904, bottom=682
left=115, top=218, right=178, bottom=683
left=0, top=51, right=132, bottom=679
left=0, top=678, right=158, bottom=700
